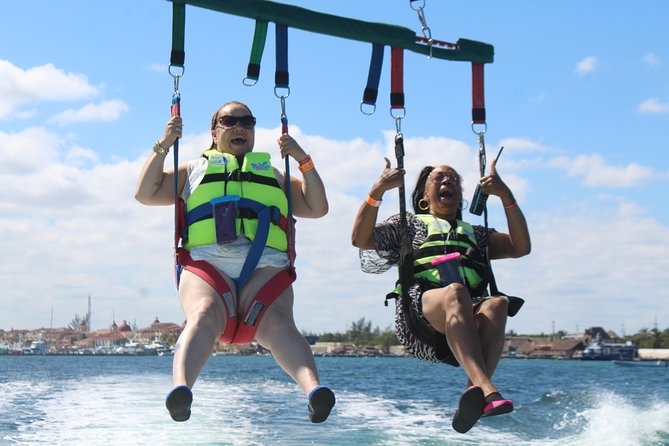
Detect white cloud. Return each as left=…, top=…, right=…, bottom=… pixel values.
left=0, top=127, right=62, bottom=174
left=0, top=60, right=99, bottom=119
left=638, top=98, right=669, bottom=113
left=549, top=154, right=653, bottom=188
left=643, top=52, right=661, bottom=67
left=498, top=137, right=552, bottom=154
left=146, top=63, right=167, bottom=73
left=574, top=56, right=598, bottom=76
left=0, top=127, right=667, bottom=337
left=49, top=99, right=130, bottom=125
left=507, top=198, right=669, bottom=335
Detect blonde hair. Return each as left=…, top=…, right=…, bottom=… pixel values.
left=209, top=101, right=254, bottom=150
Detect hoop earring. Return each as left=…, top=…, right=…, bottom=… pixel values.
left=418, top=199, right=429, bottom=211
left=459, top=199, right=469, bottom=211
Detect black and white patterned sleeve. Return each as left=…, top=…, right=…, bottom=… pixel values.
left=359, top=213, right=424, bottom=274
left=473, top=225, right=497, bottom=250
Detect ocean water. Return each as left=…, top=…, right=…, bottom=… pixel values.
left=1, top=355, right=668, bottom=446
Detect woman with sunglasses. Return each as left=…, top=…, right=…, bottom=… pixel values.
left=136, top=101, right=334, bottom=423
left=351, top=158, right=530, bottom=433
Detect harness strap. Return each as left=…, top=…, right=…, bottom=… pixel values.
left=233, top=267, right=296, bottom=344
left=176, top=248, right=295, bottom=343
left=275, top=23, right=289, bottom=90
left=170, top=2, right=185, bottom=68
left=184, top=201, right=288, bottom=233
left=199, top=170, right=282, bottom=188
left=176, top=248, right=238, bottom=342
left=244, top=20, right=269, bottom=85
left=390, top=47, right=405, bottom=110
left=361, top=43, right=384, bottom=114
left=236, top=198, right=271, bottom=292
left=471, top=63, right=486, bottom=125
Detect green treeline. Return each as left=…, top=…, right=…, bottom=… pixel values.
left=303, top=318, right=398, bottom=348
left=307, top=319, right=669, bottom=349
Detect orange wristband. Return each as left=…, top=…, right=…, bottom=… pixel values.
left=298, top=160, right=315, bottom=173
left=365, top=195, right=382, bottom=207
left=504, top=201, right=518, bottom=210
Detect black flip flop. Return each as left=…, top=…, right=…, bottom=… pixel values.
left=452, top=386, right=484, bottom=434
left=165, top=385, right=193, bottom=422
left=308, top=386, right=336, bottom=423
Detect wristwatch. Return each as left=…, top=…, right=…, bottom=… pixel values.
left=152, top=141, right=169, bottom=155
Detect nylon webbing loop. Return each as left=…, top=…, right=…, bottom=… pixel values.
left=170, top=2, right=186, bottom=68
left=472, top=63, right=486, bottom=124
left=390, top=47, right=405, bottom=110
left=275, top=23, right=289, bottom=89
left=244, top=20, right=268, bottom=86
left=361, top=43, right=384, bottom=115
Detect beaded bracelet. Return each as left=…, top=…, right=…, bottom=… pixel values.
left=152, top=140, right=169, bottom=156
left=365, top=195, right=382, bottom=207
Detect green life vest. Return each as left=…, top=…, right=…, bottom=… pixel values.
left=184, top=150, right=288, bottom=251
left=394, top=214, right=489, bottom=297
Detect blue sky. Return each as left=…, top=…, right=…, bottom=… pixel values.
left=1, top=1, right=668, bottom=337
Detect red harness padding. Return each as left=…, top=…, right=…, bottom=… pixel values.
left=176, top=248, right=296, bottom=343
left=174, top=199, right=296, bottom=344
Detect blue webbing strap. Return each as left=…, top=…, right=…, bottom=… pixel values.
left=361, top=43, right=384, bottom=113
left=275, top=23, right=289, bottom=91
left=236, top=198, right=271, bottom=291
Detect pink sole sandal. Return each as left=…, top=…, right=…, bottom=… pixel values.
left=481, top=392, right=514, bottom=418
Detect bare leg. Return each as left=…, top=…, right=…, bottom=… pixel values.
left=172, top=269, right=230, bottom=388
left=475, top=297, right=508, bottom=380
left=254, top=285, right=320, bottom=394
left=421, top=284, right=498, bottom=397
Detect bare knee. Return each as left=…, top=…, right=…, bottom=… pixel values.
left=186, top=299, right=226, bottom=335
left=255, top=291, right=298, bottom=346
left=441, top=283, right=473, bottom=309
left=422, top=283, right=472, bottom=331
left=477, top=297, right=509, bottom=327
left=483, top=297, right=509, bottom=317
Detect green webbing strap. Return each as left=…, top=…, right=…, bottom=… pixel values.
left=170, top=1, right=186, bottom=67
left=169, top=0, right=493, bottom=64
left=244, top=20, right=269, bottom=85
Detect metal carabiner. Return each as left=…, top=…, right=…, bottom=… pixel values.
left=411, top=1, right=433, bottom=59
left=391, top=107, right=406, bottom=136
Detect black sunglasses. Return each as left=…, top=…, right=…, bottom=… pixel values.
left=217, top=115, right=256, bottom=129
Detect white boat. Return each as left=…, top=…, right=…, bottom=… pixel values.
left=614, top=359, right=668, bottom=368
left=114, top=340, right=146, bottom=355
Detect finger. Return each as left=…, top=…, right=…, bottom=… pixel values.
left=490, top=159, right=497, bottom=175
left=383, top=157, right=391, bottom=169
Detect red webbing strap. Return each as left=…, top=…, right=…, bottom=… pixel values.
left=472, top=63, right=486, bottom=124
left=232, top=267, right=296, bottom=344
left=176, top=248, right=238, bottom=342
left=390, top=47, right=405, bottom=110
